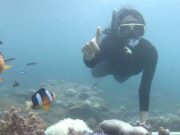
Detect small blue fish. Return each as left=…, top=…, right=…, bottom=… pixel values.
left=12, top=81, right=20, bottom=87
left=91, top=81, right=99, bottom=88
left=4, top=58, right=16, bottom=62
left=27, top=62, right=37, bottom=66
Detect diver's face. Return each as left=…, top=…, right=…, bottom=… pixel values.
left=117, top=15, right=145, bottom=39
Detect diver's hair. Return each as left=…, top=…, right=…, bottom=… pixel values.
left=115, top=8, right=145, bottom=25
left=103, top=8, right=145, bottom=37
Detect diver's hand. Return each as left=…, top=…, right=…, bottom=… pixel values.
left=81, top=26, right=101, bottom=61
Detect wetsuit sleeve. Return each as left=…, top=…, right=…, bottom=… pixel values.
left=83, top=38, right=109, bottom=68
left=139, top=45, right=158, bottom=111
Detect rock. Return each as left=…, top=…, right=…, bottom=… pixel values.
left=78, top=92, right=90, bottom=100
left=99, top=119, right=149, bottom=135
left=64, top=88, right=76, bottom=97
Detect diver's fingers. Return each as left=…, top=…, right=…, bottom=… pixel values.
left=85, top=42, right=99, bottom=54
left=81, top=49, right=90, bottom=56
left=89, top=40, right=100, bottom=53
left=81, top=47, right=95, bottom=61
left=82, top=43, right=94, bottom=54
left=86, top=43, right=95, bottom=52
left=96, top=26, right=101, bottom=45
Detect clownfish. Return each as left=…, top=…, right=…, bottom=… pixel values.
left=0, top=54, right=11, bottom=73
left=25, top=88, right=56, bottom=111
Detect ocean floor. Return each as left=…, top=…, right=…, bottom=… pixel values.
left=0, top=80, right=180, bottom=133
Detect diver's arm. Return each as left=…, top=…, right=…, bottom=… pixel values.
left=139, top=45, right=158, bottom=121
left=139, top=47, right=158, bottom=125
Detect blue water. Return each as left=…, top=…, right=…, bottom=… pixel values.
left=0, top=0, right=180, bottom=110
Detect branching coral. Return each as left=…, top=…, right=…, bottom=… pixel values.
left=0, top=107, right=46, bottom=135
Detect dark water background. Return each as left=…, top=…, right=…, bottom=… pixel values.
left=0, top=0, right=180, bottom=114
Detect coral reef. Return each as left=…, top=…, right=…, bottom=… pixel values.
left=2, top=80, right=180, bottom=132
left=0, top=107, right=46, bottom=135
left=45, top=118, right=92, bottom=135
left=45, top=118, right=149, bottom=135
left=150, top=113, right=180, bottom=131
left=40, top=81, right=109, bottom=128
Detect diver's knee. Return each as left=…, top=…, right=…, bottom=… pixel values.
left=115, top=78, right=125, bottom=83
left=91, top=70, right=102, bottom=78
left=114, top=75, right=128, bottom=83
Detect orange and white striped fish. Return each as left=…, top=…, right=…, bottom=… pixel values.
left=26, top=88, right=56, bottom=111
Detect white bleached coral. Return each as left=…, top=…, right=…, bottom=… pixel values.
left=45, top=118, right=92, bottom=135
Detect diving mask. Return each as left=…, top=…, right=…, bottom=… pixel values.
left=117, top=23, right=145, bottom=38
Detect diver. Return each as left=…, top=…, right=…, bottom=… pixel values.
left=81, top=8, right=158, bottom=128
left=26, top=88, right=56, bottom=111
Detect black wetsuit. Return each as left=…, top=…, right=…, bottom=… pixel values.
left=84, top=36, right=158, bottom=111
